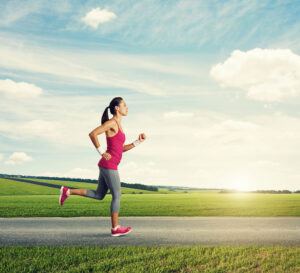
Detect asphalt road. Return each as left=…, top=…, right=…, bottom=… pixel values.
left=0, top=216, right=299, bottom=246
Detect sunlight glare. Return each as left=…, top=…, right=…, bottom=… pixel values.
left=228, top=173, right=252, bottom=192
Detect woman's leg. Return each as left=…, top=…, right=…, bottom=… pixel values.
left=69, top=189, right=87, bottom=196
left=111, top=212, right=119, bottom=229
left=85, top=170, right=109, bottom=200
left=101, top=168, right=122, bottom=228
left=70, top=168, right=108, bottom=199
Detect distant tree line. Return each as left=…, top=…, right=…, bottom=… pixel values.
left=1, top=173, right=298, bottom=193
left=120, top=182, right=158, bottom=191
left=0, top=173, right=158, bottom=192
left=219, top=189, right=298, bottom=194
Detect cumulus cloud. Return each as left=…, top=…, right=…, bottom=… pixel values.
left=210, top=48, right=300, bottom=102
left=0, top=78, right=43, bottom=99
left=5, top=152, right=32, bottom=165
left=81, top=7, right=117, bottom=29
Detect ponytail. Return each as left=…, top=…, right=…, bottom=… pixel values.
left=101, top=97, right=123, bottom=124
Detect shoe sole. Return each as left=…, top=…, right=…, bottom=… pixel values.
left=59, top=186, right=64, bottom=206
left=111, top=229, right=132, bottom=237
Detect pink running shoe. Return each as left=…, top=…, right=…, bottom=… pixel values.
left=111, top=225, right=132, bottom=237
left=59, top=186, right=70, bottom=206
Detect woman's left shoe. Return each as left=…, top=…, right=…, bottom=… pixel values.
left=111, top=225, right=132, bottom=236
left=59, top=186, right=70, bottom=206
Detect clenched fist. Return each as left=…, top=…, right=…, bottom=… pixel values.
left=102, top=152, right=112, bottom=160
left=138, top=133, right=146, bottom=143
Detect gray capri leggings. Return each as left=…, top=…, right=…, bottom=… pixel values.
left=85, top=167, right=122, bottom=213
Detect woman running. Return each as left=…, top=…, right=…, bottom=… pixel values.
left=59, top=97, right=146, bottom=236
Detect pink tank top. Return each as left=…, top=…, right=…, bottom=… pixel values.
left=98, top=118, right=126, bottom=170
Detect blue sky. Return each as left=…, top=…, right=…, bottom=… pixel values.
left=1, top=0, right=300, bottom=190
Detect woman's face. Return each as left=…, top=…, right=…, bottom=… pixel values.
left=117, top=100, right=128, bottom=116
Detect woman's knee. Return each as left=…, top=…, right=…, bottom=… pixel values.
left=99, top=194, right=106, bottom=200
left=112, top=192, right=121, bottom=201
left=93, top=193, right=106, bottom=200
left=86, top=189, right=106, bottom=200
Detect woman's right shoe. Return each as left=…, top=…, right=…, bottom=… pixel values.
left=111, top=225, right=132, bottom=236
left=59, top=186, right=70, bottom=206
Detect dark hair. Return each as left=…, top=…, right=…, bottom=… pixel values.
left=101, top=97, right=123, bottom=124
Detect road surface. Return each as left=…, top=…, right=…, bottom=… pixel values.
left=0, top=216, right=299, bottom=246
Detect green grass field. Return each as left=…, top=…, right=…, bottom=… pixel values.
left=0, top=178, right=299, bottom=217
left=1, top=177, right=299, bottom=272
left=0, top=245, right=299, bottom=272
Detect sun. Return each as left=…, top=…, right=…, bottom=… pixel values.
left=225, top=171, right=256, bottom=192
left=233, top=181, right=251, bottom=191
left=229, top=174, right=252, bottom=192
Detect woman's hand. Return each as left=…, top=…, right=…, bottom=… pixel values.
left=102, top=152, right=112, bottom=160
left=138, top=133, right=146, bottom=143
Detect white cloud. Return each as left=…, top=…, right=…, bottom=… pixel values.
left=39, top=167, right=97, bottom=179
left=0, top=0, right=72, bottom=26
left=20, top=119, right=64, bottom=139
left=120, top=161, right=169, bottom=186
left=0, top=34, right=207, bottom=97
left=0, top=118, right=65, bottom=144
left=68, top=0, right=267, bottom=49
left=0, top=153, right=3, bottom=161
left=193, top=118, right=260, bottom=145
left=38, top=162, right=168, bottom=184
left=163, top=111, right=194, bottom=119
left=1, top=98, right=300, bottom=190
left=289, top=173, right=300, bottom=180
left=0, top=78, right=43, bottom=99
left=65, top=168, right=95, bottom=178
left=5, top=152, right=32, bottom=165
left=210, top=48, right=300, bottom=102
left=0, top=101, right=96, bottom=147
left=255, top=160, right=280, bottom=167
left=81, top=7, right=117, bottom=29
left=219, top=119, right=258, bottom=130
left=0, top=0, right=43, bottom=26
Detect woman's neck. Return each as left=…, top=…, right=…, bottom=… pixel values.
left=113, top=116, right=122, bottom=124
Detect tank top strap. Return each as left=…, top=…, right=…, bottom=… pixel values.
left=113, top=118, right=120, bottom=129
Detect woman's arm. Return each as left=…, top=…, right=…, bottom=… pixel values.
left=123, top=143, right=135, bottom=153
left=123, top=133, right=146, bottom=152
left=89, top=120, right=115, bottom=158
left=89, top=120, right=114, bottom=146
